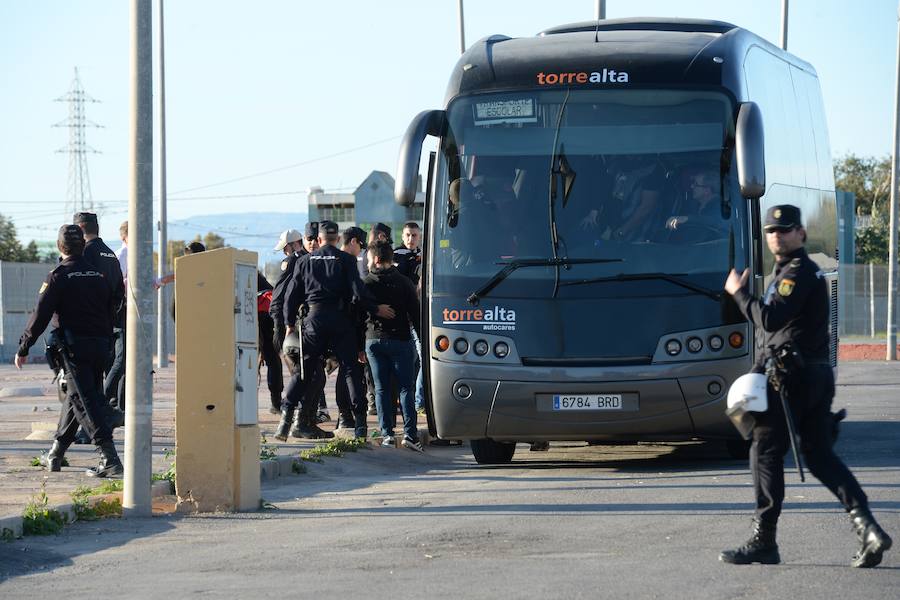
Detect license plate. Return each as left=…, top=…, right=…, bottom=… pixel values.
left=552, top=394, right=623, bottom=411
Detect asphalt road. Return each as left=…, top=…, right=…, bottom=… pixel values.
left=1, top=362, right=898, bottom=598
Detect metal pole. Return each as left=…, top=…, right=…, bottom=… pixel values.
left=870, top=262, right=876, bottom=338
left=595, top=0, right=606, bottom=20
left=156, top=0, right=168, bottom=369
left=887, top=2, right=900, bottom=360
left=457, top=0, right=465, bottom=55
left=124, top=0, right=154, bottom=516
left=780, top=0, right=789, bottom=50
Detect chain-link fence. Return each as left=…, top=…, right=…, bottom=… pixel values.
left=839, top=263, right=894, bottom=339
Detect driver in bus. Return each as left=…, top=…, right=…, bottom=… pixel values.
left=664, top=168, right=729, bottom=240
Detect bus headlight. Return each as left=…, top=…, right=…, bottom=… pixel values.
left=493, top=342, right=510, bottom=358
left=665, top=339, right=682, bottom=356
left=473, top=340, right=489, bottom=356
left=686, top=337, right=703, bottom=353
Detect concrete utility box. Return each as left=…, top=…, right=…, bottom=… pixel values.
left=174, top=247, right=260, bottom=512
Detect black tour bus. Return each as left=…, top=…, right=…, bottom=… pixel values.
left=395, top=18, right=838, bottom=464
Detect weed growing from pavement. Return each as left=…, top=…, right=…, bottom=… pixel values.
left=22, top=485, right=68, bottom=535
left=260, top=435, right=278, bottom=461
left=291, top=460, right=307, bottom=474
left=1, top=527, right=15, bottom=542
left=152, top=448, right=176, bottom=482
left=259, top=499, right=278, bottom=510
left=29, top=454, right=69, bottom=468
left=299, top=437, right=368, bottom=462
left=71, top=485, right=122, bottom=521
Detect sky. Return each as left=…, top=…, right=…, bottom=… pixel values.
left=0, top=0, right=897, bottom=245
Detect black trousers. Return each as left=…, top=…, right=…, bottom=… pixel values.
left=751, top=364, right=868, bottom=524
left=301, top=308, right=366, bottom=416
left=56, top=336, right=113, bottom=446
left=281, top=350, right=323, bottom=413
left=102, top=326, right=126, bottom=410
left=257, top=311, right=283, bottom=407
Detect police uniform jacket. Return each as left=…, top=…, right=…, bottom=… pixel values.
left=393, top=244, right=421, bottom=285
left=731, top=247, right=829, bottom=370
left=17, top=255, right=114, bottom=356
left=269, top=248, right=305, bottom=326
left=84, top=237, right=125, bottom=326
left=283, top=244, right=378, bottom=329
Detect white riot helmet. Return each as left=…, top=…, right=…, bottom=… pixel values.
left=725, top=373, right=768, bottom=440
left=282, top=329, right=301, bottom=355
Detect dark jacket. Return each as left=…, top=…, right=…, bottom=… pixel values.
left=269, top=250, right=302, bottom=327
left=732, top=247, right=829, bottom=370
left=363, top=266, right=420, bottom=342
left=18, top=255, right=113, bottom=356
left=84, top=237, right=125, bottom=326
left=393, top=244, right=421, bottom=285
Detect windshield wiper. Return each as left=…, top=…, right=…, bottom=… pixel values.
left=558, top=272, right=723, bottom=302
left=467, top=257, right=624, bottom=305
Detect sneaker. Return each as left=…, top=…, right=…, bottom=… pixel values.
left=316, top=410, right=331, bottom=423
left=381, top=435, right=396, bottom=448
left=367, top=406, right=378, bottom=416
left=402, top=436, right=424, bottom=453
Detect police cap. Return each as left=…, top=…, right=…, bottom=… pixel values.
left=304, top=222, right=319, bottom=238
left=764, top=205, right=803, bottom=232
left=342, top=226, right=366, bottom=247
left=72, top=212, right=98, bottom=225
left=319, top=220, right=339, bottom=235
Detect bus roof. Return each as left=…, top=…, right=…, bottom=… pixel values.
left=444, top=17, right=816, bottom=105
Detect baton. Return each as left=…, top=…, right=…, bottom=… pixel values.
left=775, top=383, right=806, bottom=482
left=56, top=343, right=88, bottom=414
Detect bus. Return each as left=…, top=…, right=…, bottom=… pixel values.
left=394, top=18, right=839, bottom=464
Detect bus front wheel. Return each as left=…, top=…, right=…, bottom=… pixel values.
left=471, top=438, right=516, bottom=464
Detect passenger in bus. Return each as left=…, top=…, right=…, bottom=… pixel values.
left=446, top=174, right=515, bottom=267
left=664, top=168, right=729, bottom=241
left=602, top=156, right=665, bottom=242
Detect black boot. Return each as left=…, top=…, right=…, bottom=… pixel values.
left=850, top=508, right=893, bottom=568
left=290, top=407, right=307, bottom=439
left=719, top=520, right=780, bottom=565
left=336, top=411, right=355, bottom=430
left=40, top=440, right=68, bottom=472
left=86, top=440, right=124, bottom=478
left=293, top=407, right=334, bottom=439
left=274, top=407, right=294, bottom=442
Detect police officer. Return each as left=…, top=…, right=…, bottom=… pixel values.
left=74, top=212, right=125, bottom=426
left=15, top=225, right=123, bottom=478
left=283, top=221, right=395, bottom=438
left=270, top=224, right=330, bottom=439
left=721, top=205, right=892, bottom=567
left=257, top=270, right=281, bottom=414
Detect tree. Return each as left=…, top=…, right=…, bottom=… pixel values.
left=199, top=231, right=225, bottom=250
left=0, top=214, right=42, bottom=263
left=834, top=154, right=891, bottom=216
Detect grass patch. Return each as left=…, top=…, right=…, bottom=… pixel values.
left=29, top=455, right=69, bottom=468
left=152, top=448, right=176, bottom=482
left=260, top=434, right=278, bottom=461
left=70, top=482, right=124, bottom=521
left=291, top=460, right=307, bottom=474
left=299, top=437, right=368, bottom=462
left=2, top=527, right=17, bottom=542
left=22, top=486, right=68, bottom=536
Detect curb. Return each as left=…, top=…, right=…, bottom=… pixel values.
left=0, top=386, right=47, bottom=398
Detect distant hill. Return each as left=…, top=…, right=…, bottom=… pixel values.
left=167, top=211, right=308, bottom=266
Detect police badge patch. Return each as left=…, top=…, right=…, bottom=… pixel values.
left=778, top=279, right=795, bottom=296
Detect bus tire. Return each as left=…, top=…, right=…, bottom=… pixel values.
left=725, top=439, right=751, bottom=460
left=471, top=438, right=516, bottom=464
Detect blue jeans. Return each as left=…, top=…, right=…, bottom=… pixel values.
left=366, top=338, right=417, bottom=441
left=411, top=329, right=425, bottom=411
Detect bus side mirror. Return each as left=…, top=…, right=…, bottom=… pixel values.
left=395, top=110, right=445, bottom=206
left=735, top=102, right=766, bottom=200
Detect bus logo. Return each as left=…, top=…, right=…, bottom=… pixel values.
left=537, top=68, right=629, bottom=85
left=442, top=306, right=517, bottom=332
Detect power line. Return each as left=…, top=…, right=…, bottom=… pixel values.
left=167, top=135, right=401, bottom=196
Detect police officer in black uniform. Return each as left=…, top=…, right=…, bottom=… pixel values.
left=74, top=212, right=125, bottom=427
left=270, top=223, right=331, bottom=439
left=15, top=225, right=123, bottom=478
left=283, top=221, right=395, bottom=439
left=721, top=205, right=892, bottom=568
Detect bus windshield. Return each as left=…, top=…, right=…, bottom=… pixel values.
left=432, top=89, right=748, bottom=300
